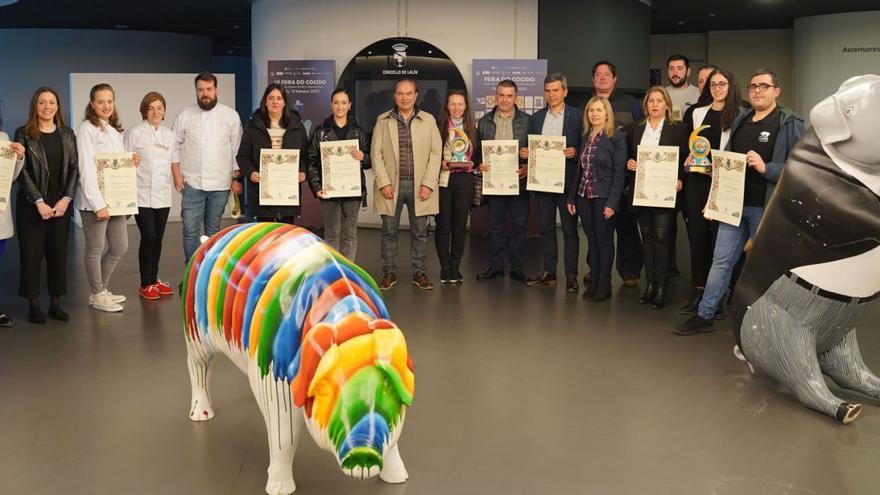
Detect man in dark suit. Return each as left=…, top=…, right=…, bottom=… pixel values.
left=525, top=73, right=584, bottom=293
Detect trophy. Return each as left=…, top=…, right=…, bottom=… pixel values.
left=447, top=127, right=473, bottom=170
left=688, top=125, right=712, bottom=174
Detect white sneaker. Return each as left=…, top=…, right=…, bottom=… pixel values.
left=89, top=290, right=126, bottom=305
left=89, top=292, right=123, bottom=313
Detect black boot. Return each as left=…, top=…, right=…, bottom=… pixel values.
left=582, top=282, right=598, bottom=299
left=639, top=283, right=656, bottom=304
left=679, top=288, right=703, bottom=315
left=592, top=284, right=612, bottom=302
left=652, top=284, right=668, bottom=309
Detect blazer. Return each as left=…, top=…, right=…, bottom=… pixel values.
left=529, top=104, right=584, bottom=196
left=236, top=110, right=309, bottom=219
left=370, top=108, right=442, bottom=217
left=624, top=119, right=688, bottom=210
left=568, top=130, right=627, bottom=212
left=14, top=125, right=79, bottom=206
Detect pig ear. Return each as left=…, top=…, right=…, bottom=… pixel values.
left=811, top=96, right=851, bottom=144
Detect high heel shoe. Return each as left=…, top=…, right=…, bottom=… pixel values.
left=652, top=284, right=668, bottom=309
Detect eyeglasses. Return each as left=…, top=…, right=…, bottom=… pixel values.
left=748, top=83, right=777, bottom=92
left=709, top=82, right=728, bottom=89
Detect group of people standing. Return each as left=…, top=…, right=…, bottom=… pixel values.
left=0, top=71, right=373, bottom=326
left=370, top=55, right=804, bottom=337
left=0, top=57, right=804, bottom=336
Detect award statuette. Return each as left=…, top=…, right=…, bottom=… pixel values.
left=447, top=127, right=472, bottom=170
left=688, top=125, right=712, bottom=174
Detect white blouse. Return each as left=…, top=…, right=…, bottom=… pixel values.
left=124, top=122, right=174, bottom=208
left=74, top=120, right=125, bottom=212
left=640, top=118, right=665, bottom=146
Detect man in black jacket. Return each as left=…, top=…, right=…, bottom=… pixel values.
left=475, top=80, right=531, bottom=283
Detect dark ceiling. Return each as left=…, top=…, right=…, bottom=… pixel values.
left=0, top=0, right=253, bottom=56
left=1, top=0, right=878, bottom=55
left=649, top=0, right=880, bottom=33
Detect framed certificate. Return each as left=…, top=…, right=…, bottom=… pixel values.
left=96, top=152, right=138, bottom=216
left=526, top=134, right=566, bottom=194
left=481, top=140, right=519, bottom=196
left=0, top=141, right=17, bottom=212
left=633, top=145, right=679, bottom=208
left=704, top=150, right=747, bottom=226
left=259, top=148, right=300, bottom=206
left=320, top=140, right=361, bottom=198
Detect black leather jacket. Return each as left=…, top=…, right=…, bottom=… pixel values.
left=14, top=126, right=79, bottom=204
left=236, top=110, right=309, bottom=219
left=306, top=115, right=371, bottom=202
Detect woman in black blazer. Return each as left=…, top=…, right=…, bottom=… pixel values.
left=566, top=96, right=626, bottom=302
left=237, top=83, right=309, bottom=223
left=625, top=86, right=688, bottom=309
left=14, top=87, right=79, bottom=323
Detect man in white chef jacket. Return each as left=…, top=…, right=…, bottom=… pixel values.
left=171, top=71, right=243, bottom=262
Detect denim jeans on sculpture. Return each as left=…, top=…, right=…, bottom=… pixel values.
left=381, top=178, right=428, bottom=275
left=182, top=183, right=230, bottom=263
left=697, top=206, right=764, bottom=319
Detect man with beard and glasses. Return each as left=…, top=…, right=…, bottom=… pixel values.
left=171, top=71, right=243, bottom=262
left=665, top=54, right=701, bottom=122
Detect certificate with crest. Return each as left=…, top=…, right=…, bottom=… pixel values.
left=633, top=145, right=679, bottom=208
left=704, top=150, right=747, bottom=226
left=481, top=140, right=519, bottom=196
left=526, top=134, right=566, bottom=194
left=320, top=140, right=361, bottom=198
left=0, top=141, right=17, bottom=212
left=96, top=152, right=138, bottom=216
left=259, top=148, right=300, bottom=206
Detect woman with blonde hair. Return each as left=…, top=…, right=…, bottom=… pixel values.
left=566, top=96, right=626, bottom=302
left=625, top=86, right=688, bottom=308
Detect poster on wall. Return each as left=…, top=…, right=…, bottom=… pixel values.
left=471, top=59, right=548, bottom=119
left=267, top=60, right=336, bottom=137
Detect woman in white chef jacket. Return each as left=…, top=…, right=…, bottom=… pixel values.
left=125, top=92, right=175, bottom=301
left=75, top=83, right=138, bottom=313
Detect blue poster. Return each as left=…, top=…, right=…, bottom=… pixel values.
left=268, top=60, right=336, bottom=137
left=471, top=59, right=548, bottom=119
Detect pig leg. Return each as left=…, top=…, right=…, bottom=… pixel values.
left=186, top=336, right=217, bottom=421
left=741, top=295, right=860, bottom=424
left=249, top=364, right=302, bottom=495
left=379, top=443, right=409, bottom=484
left=820, top=329, right=880, bottom=401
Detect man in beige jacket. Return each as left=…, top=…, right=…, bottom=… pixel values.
left=371, top=78, right=442, bottom=290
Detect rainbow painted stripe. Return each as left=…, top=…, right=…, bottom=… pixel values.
left=181, top=223, right=414, bottom=469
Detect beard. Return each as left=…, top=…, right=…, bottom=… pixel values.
left=198, top=96, right=218, bottom=111
left=669, top=77, right=686, bottom=88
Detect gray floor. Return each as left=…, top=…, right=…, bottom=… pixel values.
left=0, top=222, right=878, bottom=495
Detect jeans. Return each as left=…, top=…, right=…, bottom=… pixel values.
left=535, top=191, right=579, bottom=276
left=135, top=207, right=170, bottom=287
left=323, top=199, right=360, bottom=261
left=435, top=173, right=474, bottom=274
left=637, top=207, right=675, bottom=284
left=80, top=210, right=129, bottom=295
left=381, top=178, right=428, bottom=275
left=486, top=188, right=529, bottom=273
left=181, top=183, right=229, bottom=263
left=578, top=197, right=616, bottom=289
left=697, top=206, right=764, bottom=319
